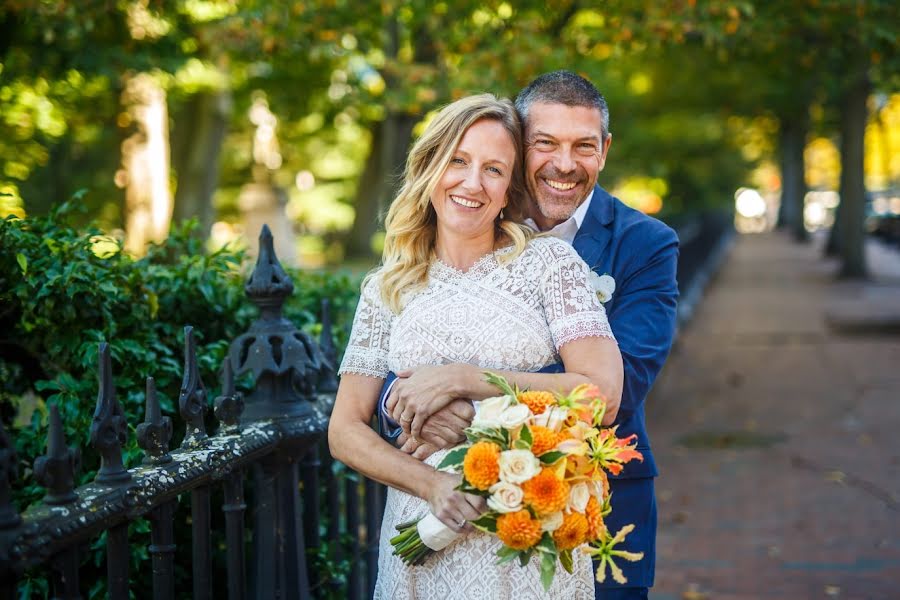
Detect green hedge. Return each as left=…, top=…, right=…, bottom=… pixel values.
left=0, top=199, right=363, bottom=598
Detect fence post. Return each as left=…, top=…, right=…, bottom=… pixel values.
left=227, top=224, right=329, bottom=599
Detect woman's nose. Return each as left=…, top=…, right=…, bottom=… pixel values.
left=460, top=166, right=483, bottom=191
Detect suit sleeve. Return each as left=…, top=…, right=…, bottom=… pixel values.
left=607, top=223, right=679, bottom=423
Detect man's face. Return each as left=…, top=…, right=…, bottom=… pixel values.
left=523, top=102, right=612, bottom=230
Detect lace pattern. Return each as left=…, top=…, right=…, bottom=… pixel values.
left=338, top=236, right=613, bottom=597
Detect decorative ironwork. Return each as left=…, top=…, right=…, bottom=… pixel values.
left=180, top=325, right=208, bottom=448
left=214, top=360, right=244, bottom=433
left=317, top=299, right=339, bottom=394
left=90, top=342, right=131, bottom=485
left=0, top=422, right=20, bottom=530
left=137, top=377, right=173, bottom=465
left=227, top=224, right=328, bottom=421
left=33, top=404, right=80, bottom=505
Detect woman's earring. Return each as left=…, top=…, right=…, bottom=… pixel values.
left=499, top=208, right=505, bottom=220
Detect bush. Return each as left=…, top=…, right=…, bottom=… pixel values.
left=0, top=199, right=362, bottom=598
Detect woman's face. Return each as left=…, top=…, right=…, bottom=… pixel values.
left=430, top=118, right=516, bottom=243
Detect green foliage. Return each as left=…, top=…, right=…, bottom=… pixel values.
left=0, top=198, right=362, bottom=598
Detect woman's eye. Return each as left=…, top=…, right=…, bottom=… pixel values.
left=487, top=166, right=503, bottom=175
left=450, top=157, right=466, bottom=165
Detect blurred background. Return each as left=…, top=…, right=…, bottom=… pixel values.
left=2, top=0, right=897, bottom=271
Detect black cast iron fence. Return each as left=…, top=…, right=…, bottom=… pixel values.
left=0, top=226, right=387, bottom=600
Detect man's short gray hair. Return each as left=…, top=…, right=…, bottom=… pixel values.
left=515, top=70, right=610, bottom=139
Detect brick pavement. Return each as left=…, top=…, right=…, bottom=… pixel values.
left=648, top=232, right=900, bottom=600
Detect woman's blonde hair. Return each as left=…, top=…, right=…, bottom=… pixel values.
left=375, top=93, right=534, bottom=313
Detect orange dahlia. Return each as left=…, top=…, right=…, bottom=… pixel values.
left=517, top=390, right=556, bottom=415
left=496, top=510, right=542, bottom=550
left=553, top=511, right=589, bottom=551
left=522, top=468, right=570, bottom=516
left=585, top=495, right=606, bottom=541
left=463, top=441, right=501, bottom=490
left=529, top=425, right=560, bottom=456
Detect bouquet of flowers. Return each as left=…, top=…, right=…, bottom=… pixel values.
left=390, top=372, right=645, bottom=589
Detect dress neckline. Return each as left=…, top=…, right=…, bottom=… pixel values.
left=430, top=244, right=516, bottom=280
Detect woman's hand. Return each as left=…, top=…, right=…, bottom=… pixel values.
left=387, top=364, right=477, bottom=440
left=426, top=471, right=486, bottom=534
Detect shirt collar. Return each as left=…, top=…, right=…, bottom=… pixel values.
left=524, top=189, right=595, bottom=244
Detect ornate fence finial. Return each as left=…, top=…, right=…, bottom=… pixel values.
left=34, top=404, right=80, bottom=505
left=214, top=360, right=244, bottom=433
left=91, top=342, right=131, bottom=485
left=226, top=225, right=328, bottom=421
left=317, top=299, right=338, bottom=394
left=245, top=224, right=294, bottom=318
left=137, top=377, right=173, bottom=465
left=0, top=421, right=21, bottom=530
left=179, top=326, right=208, bottom=448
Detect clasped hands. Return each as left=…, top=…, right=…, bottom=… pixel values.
left=386, top=364, right=475, bottom=460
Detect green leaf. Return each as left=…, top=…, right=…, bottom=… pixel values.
left=495, top=545, right=520, bottom=565
left=436, top=445, right=470, bottom=470
left=519, top=548, right=534, bottom=567
left=540, top=552, right=557, bottom=591
left=16, top=253, right=27, bottom=275
left=520, top=424, right=532, bottom=446
left=471, top=514, right=497, bottom=533
left=559, top=549, right=574, bottom=574
left=513, top=438, right=531, bottom=450
left=539, top=451, right=567, bottom=464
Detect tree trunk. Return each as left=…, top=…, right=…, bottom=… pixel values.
left=344, top=113, right=419, bottom=258
left=837, top=61, right=870, bottom=279
left=121, top=73, right=173, bottom=256
left=171, top=90, right=232, bottom=237
left=778, top=116, right=809, bottom=242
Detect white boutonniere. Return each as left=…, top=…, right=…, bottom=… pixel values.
left=589, top=271, right=616, bottom=303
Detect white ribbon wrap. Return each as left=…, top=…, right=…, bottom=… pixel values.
left=416, top=513, right=460, bottom=551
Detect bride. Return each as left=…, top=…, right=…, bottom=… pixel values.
left=329, top=93, right=623, bottom=598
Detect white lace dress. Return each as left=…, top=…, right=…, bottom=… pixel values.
left=339, top=236, right=615, bottom=599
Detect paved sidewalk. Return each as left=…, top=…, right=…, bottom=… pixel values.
left=649, top=231, right=900, bottom=600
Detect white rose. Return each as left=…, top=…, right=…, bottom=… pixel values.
left=589, top=272, right=616, bottom=303
left=472, top=395, right=513, bottom=429
left=487, top=481, right=524, bottom=514
left=567, top=482, right=591, bottom=513
left=588, top=480, right=605, bottom=500
left=540, top=511, right=564, bottom=532
left=531, top=405, right=568, bottom=432
left=498, top=449, right=542, bottom=484
left=498, top=403, right=532, bottom=429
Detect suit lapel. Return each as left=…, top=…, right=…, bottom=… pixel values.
left=573, top=185, right=614, bottom=270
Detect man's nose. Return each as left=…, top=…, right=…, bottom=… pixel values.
left=552, top=146, right=577, bottom=173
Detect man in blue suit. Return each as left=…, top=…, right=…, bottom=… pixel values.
left=380, top=71, right=679, bottom=599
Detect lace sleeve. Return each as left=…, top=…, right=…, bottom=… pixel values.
left=540, top=245, right=615, bottom=350
left=338, top=275, right=393, bottom=379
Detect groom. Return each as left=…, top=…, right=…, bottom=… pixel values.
left=381, top=71, right=679, bottom=599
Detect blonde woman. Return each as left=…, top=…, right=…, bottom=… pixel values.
left=329, top=94, right=623, bottom=598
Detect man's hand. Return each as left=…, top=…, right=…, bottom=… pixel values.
left=386, top=364, right=475, bottom=439
left=396, top=398, right=475, bottom=460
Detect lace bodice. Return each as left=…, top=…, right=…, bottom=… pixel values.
left=339, top=237, right=612, bottom=599
left=340, top=236, right=614, bottom=379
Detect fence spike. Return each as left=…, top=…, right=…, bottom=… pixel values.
left=90, top=342, right=131, bottom=485
left=34, top=404, right=80, bottom=505
left=214, top=360, right=244, bottom=433
left=317, top=299, right=338, bottom=394
left=179, top=326, right=208, bottom=447
left=0, top=421, right=21, bottom=530
left=137, top=377, right=173, bottom=465
left=245, top=224, right=294, bottom=316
